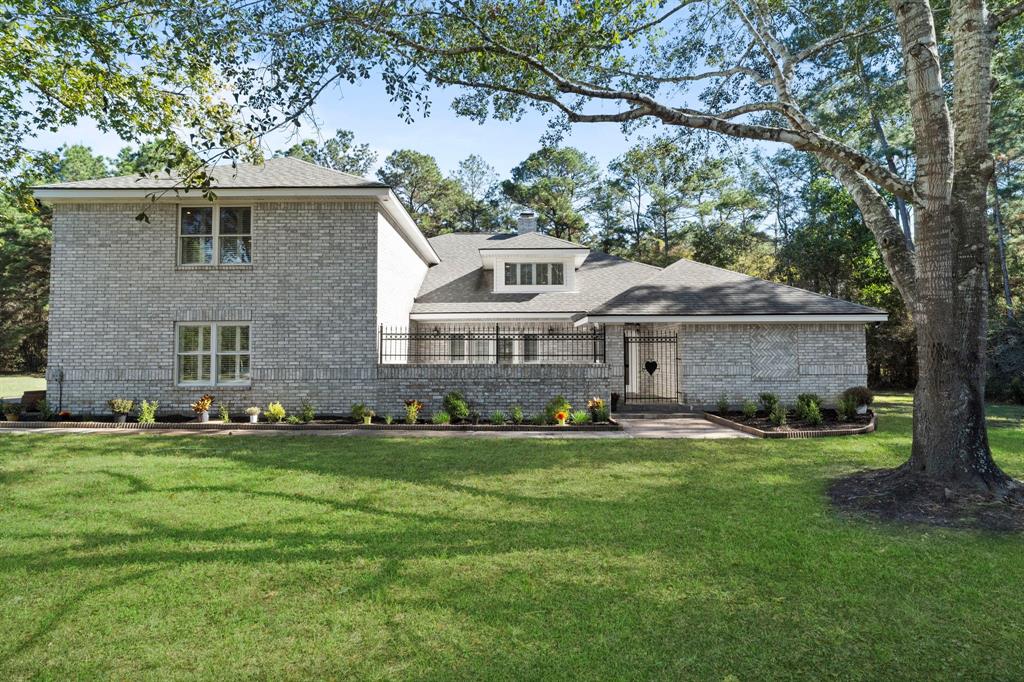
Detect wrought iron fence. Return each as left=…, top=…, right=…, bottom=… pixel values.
left=379, top=324, right=606, bottom=364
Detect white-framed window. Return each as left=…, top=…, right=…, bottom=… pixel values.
left=500, top=261, right=567, bottom=289
left=179, top=205, right=252, bottom=265
left=523, top=334, right=540, bottom=363
left=176, top=322, right=251, bottom=385
left=447, top=334, right=494, bottom=364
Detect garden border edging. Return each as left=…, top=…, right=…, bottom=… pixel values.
left=0, top=420, right=622, bottom=432
left=703, top=411, right=876, bottom=438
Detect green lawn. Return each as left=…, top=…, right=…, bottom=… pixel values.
left=1, top=397, right=1022, bottom=680
left=0, top=375, right=45, bottom=400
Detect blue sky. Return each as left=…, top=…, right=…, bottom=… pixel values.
left=32, top=77, right=657, bottom=178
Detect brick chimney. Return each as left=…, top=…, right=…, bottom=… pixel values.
left=517, top=210, right=538, bottom=235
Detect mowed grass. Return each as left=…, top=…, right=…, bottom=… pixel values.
left=0, top=375, right=45, bottom=400
left=1, top=397, right=1022, bottom=680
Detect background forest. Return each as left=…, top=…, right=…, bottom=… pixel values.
left=2, top=127, right=1021, bottom=398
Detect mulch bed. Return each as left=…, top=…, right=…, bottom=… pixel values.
left=829, top=468, right=1024, bottom=532
left=705, top=409, right=875, bottom=438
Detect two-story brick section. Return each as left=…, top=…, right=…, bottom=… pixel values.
left=34, top=157, right=886, bottom=416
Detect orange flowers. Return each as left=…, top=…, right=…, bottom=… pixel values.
left=554, top=410, right=569, bottom=425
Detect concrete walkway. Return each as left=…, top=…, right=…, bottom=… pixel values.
left=1, top=415, right=750, bottom=439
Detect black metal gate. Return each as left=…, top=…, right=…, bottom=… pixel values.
left=623, top=329, right=678, bottom=404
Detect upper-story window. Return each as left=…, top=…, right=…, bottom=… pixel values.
left=179, top=206, right=252, bottom=265
left=503, top=262, right=565, bottom=287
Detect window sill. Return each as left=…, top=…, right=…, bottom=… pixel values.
left=175, top=264, right=254, bottom=272
left=176, top=383, right=253, bottom=389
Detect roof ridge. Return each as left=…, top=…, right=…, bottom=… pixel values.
left=273, top=155, right=378, bottom=184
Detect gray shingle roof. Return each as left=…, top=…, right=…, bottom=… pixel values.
left=587, top=258, right=885, bottom=317
left=478, top=231, right=589, bottom=250
left=34, top=156, right=385, bottom=190
left=412, top=233, right=661, bottom=315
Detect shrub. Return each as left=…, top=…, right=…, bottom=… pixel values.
left=218, top=403, right=231, bottom=422
left=837, top=395, right=858, bottom=421
left=108, top=398, right=134, bottom=415
left=795, top=393, right=821, bottom=420
left=509, top=405, right=524, bottom=425
left=758, top=392, right=779, bottom=413
left=244, top=406, right=261, bottom=417
left=138, top=400, right=159, bottom=424
left=286, top=415, right=302, bottom=424
left=468, top=410, right=481, bottom=425
left=842, top=386, right=874, bottom=407
left=350, top=402, right=373, bottom=421
left=404, top=399, right=424, bottom=424
left=2, top=401, right=19, bottom=417
left=384, top=414, right=394, bottom=425
left=769, top=402, right=787, bottom=427
left=489, top=410, right=506, bottom=425
left=716, top=394, right=729, bottom=414
left=530, top=413, right=547, bottom=426
left=544, top=395, right=572, bottom=424
left=442, top=391, right=471, bottom=420
left=741, top=400, right=758, bottom=419
left=570, top=409, right=591, bottom=425
left=299, top=400, right=316, bottom=423
left=37, top=399, right=54, bottom=421
left=190, top=394, right=214, bottom=414
left=431, top=410, right=451, bottom=425
left=803, top=401, right=823, bottom=426
left=264, top=402, right=286, bottom=423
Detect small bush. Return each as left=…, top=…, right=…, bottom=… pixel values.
left=264, top=402, right=286, bottom=423
left=716, top=394, right=729, bottom=414
left=587, top=397, right=609, bottom=422
left=468, top=411, right=481, bottom=425
left=544, top=395, right=572, bottom=424
left=509, top=405, right=524, bottom=425
left=404, top=399, right=424, bottom=424
left=108, top=398, right=134, bottom=415
left=2, top=401, right=19, bottom=417
left=218, top=403, right=230, bottom=422
left=758, top=392, right=779, bottom=413
left=530, top=413, right=547, bottom=426
left=837, top=395, right=858, bottom=421
left=842, top=386, right=874, bottom=407
left=244, top=406, right=261, bottom=417
left=286, top=415, right=302, bottom=425
left=37, top=399, right=54, bottom=421
left=741, top=400, right=758, bottom=419
left=138, top=400, right=158, bottom=424
left=570, top=409, right=591, bottom=425
left=190, top=394, right=213, bottom=414
left=803, top=401, right=823, bottom=426
left=769, top=402, right=787, bottom=427
left=299, top=400, right=316, bottom=423
left=489, top=410, right=506, bottom=425
left=443, top=391, right=471, bottom=420
left=431, top=410, right=451, bottom=425
left=795, top=393, right=821, bottom=420
left=350, top=402, right=373, bottom=421
left=384, top=414, right=394, bottom=425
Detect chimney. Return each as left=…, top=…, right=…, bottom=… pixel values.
left=517, top=210, right=538, bottom=235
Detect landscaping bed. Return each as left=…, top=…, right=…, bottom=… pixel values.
left=705, top=409, right=876, bottom=438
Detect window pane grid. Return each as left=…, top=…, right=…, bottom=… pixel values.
left=180, top=206, right=251, bottom=265
left=500, top=262, right=566, bottom=288
left=177, top=323, right=250, bottom=385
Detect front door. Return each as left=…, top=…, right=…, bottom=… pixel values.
left=623, top=328, right=678, bottom=404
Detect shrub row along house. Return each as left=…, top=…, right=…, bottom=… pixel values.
left=35, top=157, right=886, bottom=416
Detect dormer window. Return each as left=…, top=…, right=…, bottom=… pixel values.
left=504, top=262, right=565, bottom=287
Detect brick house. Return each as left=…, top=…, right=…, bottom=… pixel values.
left=34, top=157, right=886, bottom=417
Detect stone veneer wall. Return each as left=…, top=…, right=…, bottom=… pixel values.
left=46, top=200, right=382, bottom=415
left=375, top=364, right=611, bottom=416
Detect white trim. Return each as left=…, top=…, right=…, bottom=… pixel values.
left=178, top=204, right=252, bottom=267
left=410, top=312, right=579, bottom=321
left=494, top=259, right=574, bottom=293
left=480, top=247, right=588, bottom=270
left=574, top=313, right=889, bottom=326
left=175, top=321, right=252, bottom=387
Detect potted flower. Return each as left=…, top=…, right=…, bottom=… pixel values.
left=554, top=409, right=569, bottom=426
left=3, top=401, right=20, bottom=422
left=245, top=406, right=261, bottom=423
left=191, top=394, right=214, bottom=422
left=842, top=386, right=875, bottom=415
left=108, top=398, right=134, bottom=424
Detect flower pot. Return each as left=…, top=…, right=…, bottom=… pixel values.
left=198, top=410, right=209, bottom=423
left=249, top=414, right=259, bottom=424
left=363, top=416, right=373, bottom=425
left=856, top=405, right=868, bottom=415
left=114, top=413, right=127, bottom=424
left=5, top=413, right=19, bottom=422
left=557, top=418, right=567, bottom=427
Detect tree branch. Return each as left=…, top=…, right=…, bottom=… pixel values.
left=990, top=0, right=1024, bottom=27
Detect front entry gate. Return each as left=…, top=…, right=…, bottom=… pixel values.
left=623, top=329, right=679, bottom=404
